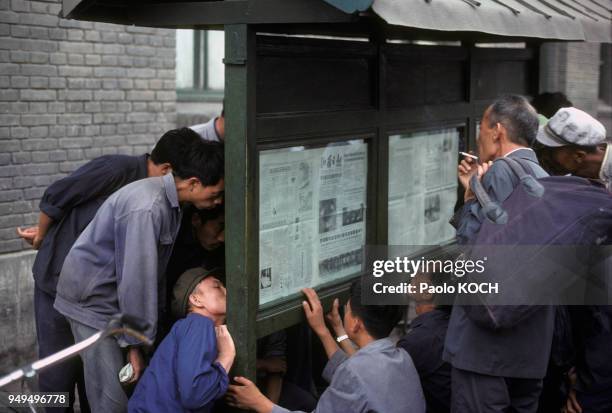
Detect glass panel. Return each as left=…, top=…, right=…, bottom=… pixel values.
left=388, top=128, right=460, bottom=247
left=176, top=29, right=195, bottom=89
left=259, top=140, right=368, bottom=306
left=206, top=30, right=225, bottom=90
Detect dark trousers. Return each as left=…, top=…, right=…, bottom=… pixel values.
left=451, top=367, right=543, bottom=413
left=34, top=285, right=90, bottom=413
left=279, top=381, right=318, bottom=411
left=577, top=388, right=612, bottom=413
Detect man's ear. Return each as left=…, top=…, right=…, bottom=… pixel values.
left=494, top=122, right=505, bottom=142
left=573, top=149, right=587, bottom=165
left=188, top=293, right=202, bottom=309
left=160, top=162, right=172, bottom=175
left=186, top=177, right=201, bottom=192
left=350, top=317, right=362, bottom=336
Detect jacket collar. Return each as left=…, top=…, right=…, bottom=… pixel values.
left=162, top=173, right=180, bottom=209
left=358, top=337, right=394, bottom=354
left=504, top=147, right=538, bottom=163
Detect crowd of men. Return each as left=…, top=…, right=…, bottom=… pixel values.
left=15, top=94, right=611, bottom=413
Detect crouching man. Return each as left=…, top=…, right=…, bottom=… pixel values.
left=227, top=280, right=426, bottom=413
left=129, top=267, right=235, bottom=412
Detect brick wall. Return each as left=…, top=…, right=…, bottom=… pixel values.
left=539, top=42, right=601, bottom=116
left=0, top=0, right=177, bottom=254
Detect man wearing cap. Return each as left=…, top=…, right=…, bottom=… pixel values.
left=128, top=267, right=235, bottom=413
left=535, top=107, right=610, bottom=191
left=535, top=108, right=612, bottom=413
left=157, top=205, right=225, bottom=343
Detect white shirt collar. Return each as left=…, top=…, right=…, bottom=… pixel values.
left=503, top=147, right=533, bottom=158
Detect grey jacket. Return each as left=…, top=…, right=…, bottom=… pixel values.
left=445, top=148, right=555, bottom=379
left=272, top=338, right=426, bottom=413
left=54, top=173, right=182, bottom=346
left=453, top=148, right=549, bottom=243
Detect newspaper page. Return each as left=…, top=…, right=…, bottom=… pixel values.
left=259, top=141, right=368, bottom=305
left=388, top=129, right=459, bottom=246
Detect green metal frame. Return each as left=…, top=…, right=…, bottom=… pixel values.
left=224, top=24, right=258, bottom=382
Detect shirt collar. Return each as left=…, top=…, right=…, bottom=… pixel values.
left=503, top=147, right=533, bottom=158
left=599, top=143, right=612, bottom=191
left=358, top=337, right=394, bottom=354
left=162, top=173, right=180, bottom=209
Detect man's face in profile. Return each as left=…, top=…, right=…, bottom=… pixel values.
left=477, top=107, right=498, bottom=163
left=192, top=276, right=227, bottom=317
left=535, top=144, right=570, bottom=176
left=192, top=213, right=225, bottom=251
left=192, top=178, right=225, bottom=209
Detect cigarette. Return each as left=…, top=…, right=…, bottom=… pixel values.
left=459, top=152, right=479, bottom=160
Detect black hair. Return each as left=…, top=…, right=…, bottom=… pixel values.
left=569, top=144, right=600, bottom=154
left=349, top=280, right=404, bottom=339
left=196, top=203, right=225, bottom=223
left=488, top=95, right=539, bottom=146
left=531, top=92, right=573, bottom=119
left=150, top=127, right=202, bottom=167
left=172, top=139, right=224, bottom=187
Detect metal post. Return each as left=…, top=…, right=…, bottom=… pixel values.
left=224, top=22, right=258, bottom=401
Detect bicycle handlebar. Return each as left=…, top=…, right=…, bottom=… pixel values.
left=0, top=313, right=152, bottom=389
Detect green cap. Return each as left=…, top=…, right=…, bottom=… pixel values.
left=171, top=267, right=224, bottom=318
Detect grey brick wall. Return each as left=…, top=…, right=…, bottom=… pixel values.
left=539, top=42, right=601, bottom=116
left=0, top=0, right=177, bottom=254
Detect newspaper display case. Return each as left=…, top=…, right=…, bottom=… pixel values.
left=60, top=0, right=554, bottom=388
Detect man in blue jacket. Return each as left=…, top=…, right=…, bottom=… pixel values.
left=129, top=267, right=235, bottom=413
left=16, top=128, right=203, bottom=412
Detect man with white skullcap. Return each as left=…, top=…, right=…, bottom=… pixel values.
left=535, top=107, right=610, bottom=191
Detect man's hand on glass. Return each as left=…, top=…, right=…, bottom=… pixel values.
left=301, top=288, right=329, bottom=337
left=325, top=297, right=345, bottom=337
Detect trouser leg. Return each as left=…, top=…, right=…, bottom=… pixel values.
left=451, top=367, right=509, bottom=413
left=67, top=318, right=128, bottom=413
left=35, top=286, right=90, bottom=413
left=506, top=377, right=543, bottom=413
left=577, top=388, right=612, bottom=413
